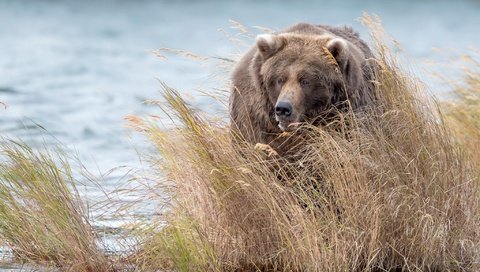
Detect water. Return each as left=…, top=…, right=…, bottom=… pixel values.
left=0, top=0, right=479, bottom=263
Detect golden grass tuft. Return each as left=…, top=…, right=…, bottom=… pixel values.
left=0, top=140, right=113, bottom=271
left=131, top=16, right=480, bottom=271
left=441, top=55, right=480, bottom=166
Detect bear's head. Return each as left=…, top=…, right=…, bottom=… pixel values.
left=252, top=33, right=366, bottom=131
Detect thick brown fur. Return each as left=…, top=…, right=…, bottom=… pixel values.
left=230, top=23, right=377, bottom=155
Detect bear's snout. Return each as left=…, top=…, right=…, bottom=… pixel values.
left=275, top=101, right=293, bottom=117
left=275, top=100, right=300, bottom=131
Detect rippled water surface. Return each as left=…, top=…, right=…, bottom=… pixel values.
left=0, top=0, right=479, bottom=235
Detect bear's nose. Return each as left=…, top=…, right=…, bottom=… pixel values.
left=275, top=101, right=293, bottom=117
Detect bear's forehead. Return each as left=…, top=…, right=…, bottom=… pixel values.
left=269, top=45, right=336, bottom=69
left=281, top=33, right=332, bottom=47
left=262, top=55, right=341, bottom=81
left=260, top=33, right=343, bottom=79
left=276, top=34, right=336, bottom=61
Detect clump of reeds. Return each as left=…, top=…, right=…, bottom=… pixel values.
left=0, top=140, right=113, bottom=271
left=441, top=53, right=480, bottom=165
left=130, top=15, right=480, bottom=272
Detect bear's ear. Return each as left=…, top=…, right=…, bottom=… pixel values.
left=326, top=38, right=349, bottom=70
left=256, top=34, right=285, bottom=60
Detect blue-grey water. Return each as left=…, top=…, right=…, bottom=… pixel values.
left=0, top=0, right=479, bottom=262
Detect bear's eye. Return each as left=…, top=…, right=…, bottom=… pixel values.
left=276, top=78, right=284, bottom=85
left=299, top=78, right=310, bottom=87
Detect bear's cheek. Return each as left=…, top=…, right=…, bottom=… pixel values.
left=306, top=89, right=333, bottom=112
left=265, top=84, right=281, bottom=106
left=267, top=88, right=280, bottom=106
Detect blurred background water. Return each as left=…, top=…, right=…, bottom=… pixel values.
left=0, top=0, right=479, bottom=227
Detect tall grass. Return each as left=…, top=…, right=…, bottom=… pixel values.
left=0, top=140, right=113, bottom=271
left=131, top=16, right=480, bottom=271
left=441, top=54, right=480, bottom=166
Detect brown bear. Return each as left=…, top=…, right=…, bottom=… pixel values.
left=230, top=23, right=376, bottom=154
